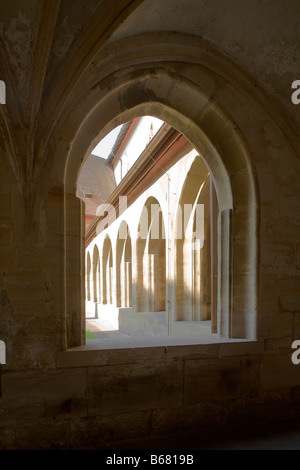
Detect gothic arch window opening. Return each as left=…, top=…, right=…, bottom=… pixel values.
left=82, top=116, right=223, bottom=339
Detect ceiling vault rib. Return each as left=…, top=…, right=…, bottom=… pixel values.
left=26, top=0, right=62, bottom=182
left=0, top=36, right=26, bottom=194
left=0, top=105, right=24, bottom=196
left=35, top=0, right=145, bottom=183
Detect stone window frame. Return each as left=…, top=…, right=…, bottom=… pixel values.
left=62, top=36, right=259, bottom=350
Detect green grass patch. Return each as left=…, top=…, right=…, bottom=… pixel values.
left=86, top=329, right=97, bottom=339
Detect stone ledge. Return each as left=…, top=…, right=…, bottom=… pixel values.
left=57, top=337, right=263, bottom=368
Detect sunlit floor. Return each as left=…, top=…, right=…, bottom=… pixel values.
left=86, top=317, right=131, bottom=339
left=84, top=313, right=259, bottom=351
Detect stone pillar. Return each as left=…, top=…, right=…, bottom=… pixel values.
left=147, top=253, right=155, bottom=312
left=65, top=193, right=86, bottom=348
left=210, top=177, right=218, bottom=333
left=218, top=209, right=232, bottom=337
left=125, top=261, right=132, bottom=307
left=192, top=245, right=201, bottom=321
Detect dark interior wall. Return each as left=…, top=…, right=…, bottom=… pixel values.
left=0, top=0, right=300, bottom=449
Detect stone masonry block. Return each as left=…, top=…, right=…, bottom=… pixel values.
left=184, top=355, right=261, bottom=404
left=88, top=361, right=183, bottom=416
left=1, top=368, right=87, bottom=425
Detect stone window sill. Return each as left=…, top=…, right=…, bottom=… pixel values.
left=57, top=336, right=263, bottom=368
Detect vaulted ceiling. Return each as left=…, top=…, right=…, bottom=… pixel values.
left=0, top=0, right=144, bottom=210
left=0, top=0, right=299, bottom=219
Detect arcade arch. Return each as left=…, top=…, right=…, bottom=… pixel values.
left=136, top=196, right=166, bottom=314
left=116, top=221, right=132, bottom=308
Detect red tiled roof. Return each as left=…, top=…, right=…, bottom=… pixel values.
left=107, top=120, right=134, bottom=163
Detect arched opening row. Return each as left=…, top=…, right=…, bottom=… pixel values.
left=86, top=154, right=219, bottom=336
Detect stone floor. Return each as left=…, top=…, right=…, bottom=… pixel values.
left=86, top=317, right=130, bottom=339
left=85, top=317, right=253, bottom=348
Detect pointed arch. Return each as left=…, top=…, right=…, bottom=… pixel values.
left=175, top=154, right=219, bottom=332
left=102, top=236, right=113, bottom=305
left=116, top=221, right=132, bottom=308
left=137, top=197, right=166, bottom=312
left=62, top=33, right=260, bottom=345
left=92, top=245, right=101, bottom=303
